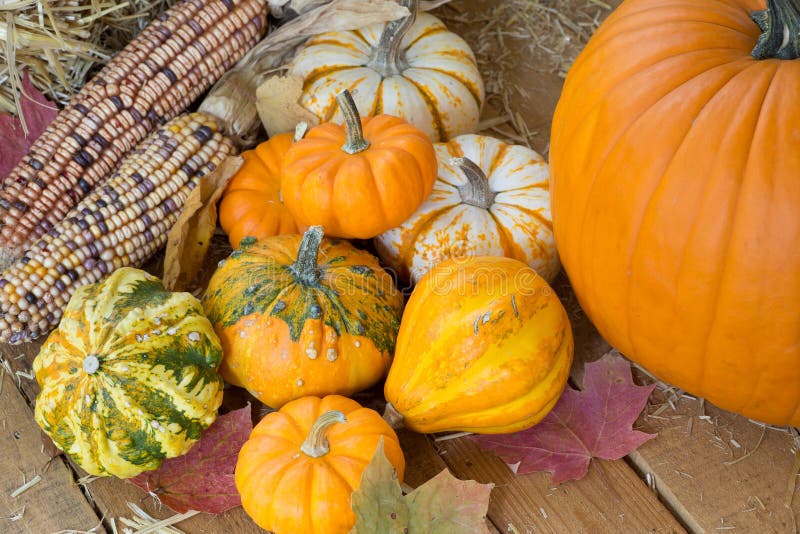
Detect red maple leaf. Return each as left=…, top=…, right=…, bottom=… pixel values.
left=471, top=354, right=656, bottom=484
left=128, top=404, right=253, bottom=514
left=0, top=71, right=59, bottom=178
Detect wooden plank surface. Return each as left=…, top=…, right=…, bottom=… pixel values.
left=571, top=340, right=800, bottom=534
left=436, top=435, right=684, bottom=534
left=631, top=388, right=800, bottom=533
left=0, top=371, right=101, bottom=533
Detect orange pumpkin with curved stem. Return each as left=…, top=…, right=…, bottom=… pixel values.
left=550, top=0, right=800, bottom=426
left=219, top=126, right=306, bottom=248
left=281, top=90, right=437, bottom=239
left=235, top=395, right=405, bottom=534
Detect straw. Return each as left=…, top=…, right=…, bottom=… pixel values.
left=0, top=0, right=180, bottom=115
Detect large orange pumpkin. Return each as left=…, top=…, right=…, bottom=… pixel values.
left=235, top=395, right=404, bottom=534
left=281, top=90, right=437, bottom=239
left=550, top=0, right=800, bottom=426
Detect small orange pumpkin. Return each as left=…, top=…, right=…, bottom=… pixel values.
left=218, top=126, right=305, bottom=248
left=202, top=226, right=404, bottom=408
left=281, top=90, right=437, bottom=239
left=235, top=395, right=405, bottom=534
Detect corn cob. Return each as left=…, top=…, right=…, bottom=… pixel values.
left=0, top=0, right=267, bottom=267
left=0, top=112, right=236, bottom=345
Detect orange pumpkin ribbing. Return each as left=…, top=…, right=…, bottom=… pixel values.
left=550, top=0, right=800, bottom=425
left=219, top=132, right=299, bottom=248
left=282, top=103, right=437, bottom=239
left=235, top=395, right=404, bottom=534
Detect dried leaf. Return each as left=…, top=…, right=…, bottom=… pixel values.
left=0, top=71, right=58, bottom=178
left=471, top=353, right=657, bottom=484
left=350, top=440, right=493, bottom=533
left=406, top=470, right=494, bottom=533
left=128, top=405, right=253, bottom=515
left=163, top=155, right=243, bottom=291
left=256, top=76, right=321, bottom=136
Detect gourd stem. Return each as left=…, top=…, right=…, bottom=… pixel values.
left=290, top=226, right=324, bottom=287
left=368, top=0, right=418, bottom=77
left=83, top=354, right=100, bottom=375
left=751, top=0, right=800, bottom=59
left=452, top=157, right=495, bottom=209
left=300, top=410, right=347, bottom=458
left=293, top=122, right=309, bottom=142
left=382, top=402, right=405, bottom=430
left=336, top=91, right=370, bottom=155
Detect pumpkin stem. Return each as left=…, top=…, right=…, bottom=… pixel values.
left=751, top=0, right=800, bottom=59
left=336, top=90, right=370, bottom=155
left=368, top=0, right=418, bottom=77
left=300, top=410, right=347, bottom=458
left=293, top=122, right=309, bottom=142
left=452, top=157, right=495, bottom=209
left=290, top=226, right=324, bottom=287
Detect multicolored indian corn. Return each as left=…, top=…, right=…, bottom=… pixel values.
left=0, top=112, right=236, bottom=344
left=0, top=0, right=266, bottom=264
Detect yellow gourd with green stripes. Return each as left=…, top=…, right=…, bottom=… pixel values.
left=33, top=267, right=224, bottom=478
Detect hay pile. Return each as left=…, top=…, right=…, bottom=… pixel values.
left=0, top=0, right=180, bottom=115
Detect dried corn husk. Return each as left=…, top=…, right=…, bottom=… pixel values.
left=200, top=0, right=452, bottom=146
left=0, top=0, right=180, bottom=117
left=268, top=0, right=449, bottom=17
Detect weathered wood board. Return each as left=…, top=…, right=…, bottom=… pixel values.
left=0, top=372, right=101, bottom=533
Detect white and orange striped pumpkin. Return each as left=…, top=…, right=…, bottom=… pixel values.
left=375, top=134, right=560, bottom=284
left=287, top=0, right=484, bottom=142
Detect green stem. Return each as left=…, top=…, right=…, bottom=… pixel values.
left=452, top=157, right=495, bottom=209
left=367, top=0, right=418, bottom=77
left=751, top=0, right=800, bottom=59
left=336, top=90, right=370, bottom=154
left=290, top=226, right=324, bottom=287
left=300, top=410, right=347, bottom=458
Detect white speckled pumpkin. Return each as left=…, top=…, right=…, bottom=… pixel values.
left=33, top=267, right=224, bottom=479
left=287, top=0, right=484, bottom=142
left=375, top=134, right=560, bottom=284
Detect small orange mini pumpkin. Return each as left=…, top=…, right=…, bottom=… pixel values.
left=235, top=395, right=405, bottom=534
left=281, top=90, right=437, bottom=239
left=219, top=126, right=306, bottom=248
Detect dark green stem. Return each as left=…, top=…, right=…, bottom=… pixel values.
left=300, top=411, right=347, bottom=458
left=367, top=0, right=417, bottom=77
left=336, top=90, right=370, bottom=154
left=751, top=0, right=800, bottom=59
left=290, top=226, right=324, bottom=287
left=452, top=157, right=495, bottom=209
